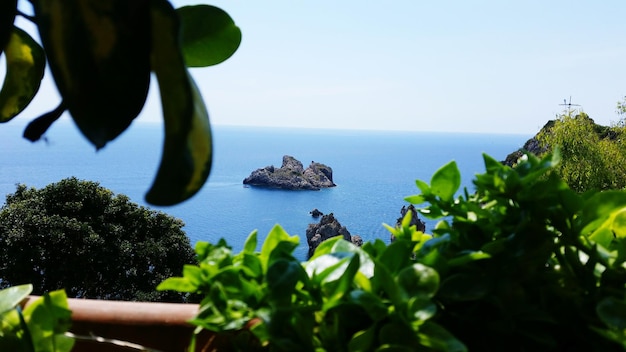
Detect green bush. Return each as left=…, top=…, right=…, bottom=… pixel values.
left=160, top=152, right=626, bottom=351
left=537, top=112, right=626, bottom=192
left=407, top=152, right=626, bottom=351
left=0, top=177, right=197, bottom=302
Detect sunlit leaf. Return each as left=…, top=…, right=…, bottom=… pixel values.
left=324, top=254, right=360, bottom=309
left=309, top=236, right=343, bottom=260
left=482, top=153, right=504, bottom=172
left=306, top=253, right=351, bottom=285
left=146, top=0, right=213, bottom=205
left=415, top=179, right=430, bottom=194
left=243, top=230, right=258, bottom=254
left=176, top=5, right=241, bottom=67
left=23, top=290, right=74, bottom=352
left=0, top=284, right=32, bottom=315
left=404, top=194, right=425, bottom=204
left=611, top=208, right=626, bottom=239
left=447, top=251, right=491, bottom=267
left=259, top=224, right=299, bottom=271
left=430, top=161, right=460, bottom=201
left=157, top=277, right=197, bottom=292
left=581, top=192, right=626, bottom=229
left=348, top=325, right=376, bottom=351
left=0, top=27, right=45, bottom=122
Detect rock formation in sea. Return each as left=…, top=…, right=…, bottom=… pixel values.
left=243, top=155, right=336, bottom=190
left=310, top=208, right=323, bottom=218
left=391, top=204, right=426, bottom=242
left=306, top=213, right=362, bottom=258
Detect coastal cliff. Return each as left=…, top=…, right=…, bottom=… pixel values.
left=243, top=155, right=336, bottom=190
left=502, top=120, right=553, bottom=166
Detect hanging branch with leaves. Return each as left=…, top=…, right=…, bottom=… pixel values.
left=0, top=0, right=241, bottom=206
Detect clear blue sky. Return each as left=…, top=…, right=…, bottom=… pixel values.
left=12, top=1, right=626, bottom=134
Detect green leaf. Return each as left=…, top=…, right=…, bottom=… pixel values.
left=309, top=236, right=343, bottom=260
left=307, top=253, right=352, bottom=285
left=176, top=5, right=241, bottom=67
left=396, top=263, right=439, bottom=300
left=430, top=161, right=461, bottom=201
left=23, top=290, right=74, bottom=352
left=240, top=253, right=263, bottom=278
left=372, top=261, right=403, bottom=307
left=146, top=0, right=213, bottom=205
left=348, top=290, right=388, bottom=321
left=483, top=153, right=504, bottom=172
left=581, top=191, right=626, bottom=233
left=611, top=208, right=626, bottom=239
left=260, top=225, right=299, bottom=271
left=597, top=296, right=626, bottom=330
left=0, top=284, right=32, bottom=315
left=379, top=240, right=413, bottom=274
left=267, top=259, right=303, bottom=301
left=348, top=325, right=376, bottom=351
left=0, top=27, right=46, bottom=122
left=415, top=179, right=431, bottom=194
left=417, top=321, right=467, bottom=352
left=0, top=0, right=17, bottom=57
left=407, top=298, right=437, bottom=322
left=183, top=264, right=204, bottom=286
left=324, top=254, right=360, bottom=309
left=34, top=0, right=151, bottom=149
left=243, top=230, right=258, bottom=254
left=156, top=277, right=197, bottom=292
left=446, top=251, right=491, bottom=267
left=404, top=194, right=425, bottom=204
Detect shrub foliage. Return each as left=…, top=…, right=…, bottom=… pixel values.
left=0, top=177, right=196, bottom=302
left=537, top=111, right=626, bottom=192
left=160, top=152, right=626, bottom=351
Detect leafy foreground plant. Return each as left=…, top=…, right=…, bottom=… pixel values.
left=406, top=151, right=626, bottom=351
left=0, top=1, right=241, bottom=205
left=0, top=284, right=73, bottom=352
left=161, top=152, right=626, bottom=351
left=159, top=224, right=464, bottom=351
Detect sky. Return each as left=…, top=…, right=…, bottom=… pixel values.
left=9, top=1, right=626, bottom=134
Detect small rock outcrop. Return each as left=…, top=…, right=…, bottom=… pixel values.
left=310, top=208, right=324, bottom=218
left=306, top=213, right=361, bottom=258
left=391, top=205, right=426, bottom=242
left=243, top=155, right=336, bottom=190
left=502, top=120, right=553, bottom=167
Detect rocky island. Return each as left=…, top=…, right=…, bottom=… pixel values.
left=243, top=155, right=336, bottom=190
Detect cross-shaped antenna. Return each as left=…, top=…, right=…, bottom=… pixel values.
left=559, top=95, right=580, bottom=114
left=559, top=96, right=581, bottom=109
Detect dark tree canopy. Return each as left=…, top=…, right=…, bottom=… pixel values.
left=0, top=177, right=197, bottom=302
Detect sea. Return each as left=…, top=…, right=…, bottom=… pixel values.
left=0, top=119, right=530, bottom=261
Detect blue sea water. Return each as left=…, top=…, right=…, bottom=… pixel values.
left=1, top=119, right=530, bottom=260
